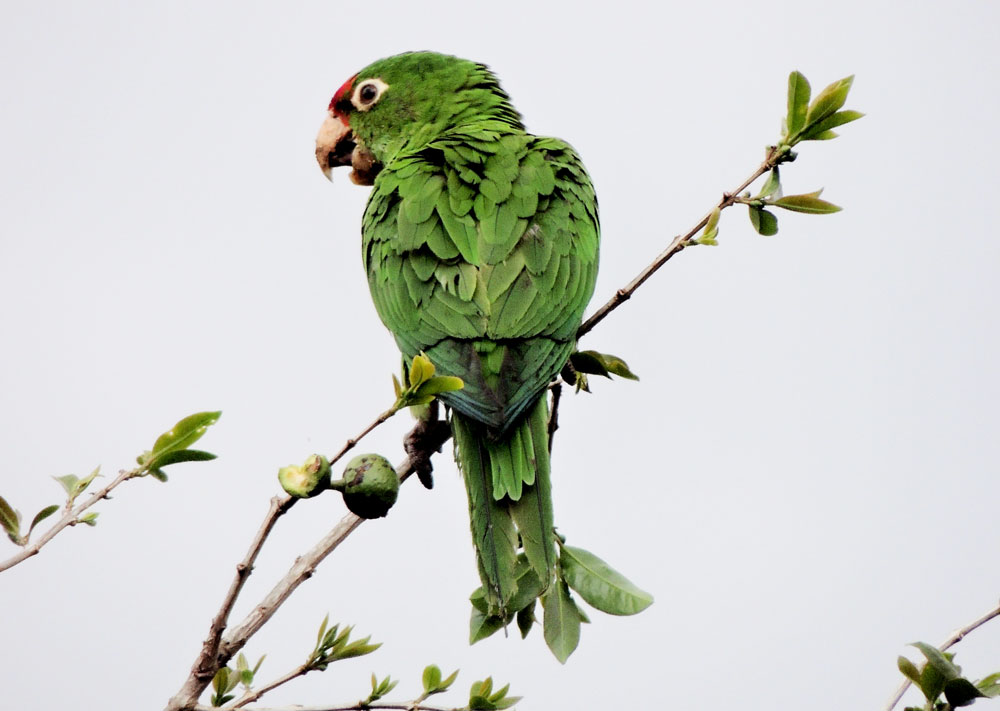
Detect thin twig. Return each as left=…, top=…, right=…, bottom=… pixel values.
left=0, top=466, right=140, bottom=573
left=179, top=494, right=298, bottom=704
left=328, top=407, right=399, bottom=467
left=576, top=145, right=784, bottom=340
left=228, top=664, right=309, bottom=709
left=884, top=599, right=1000, bottom=711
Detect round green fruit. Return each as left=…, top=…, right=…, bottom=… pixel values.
left=334, top=454, right=399, bottom=518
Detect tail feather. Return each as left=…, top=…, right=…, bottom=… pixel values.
left=453, top=396, right=556, bottom=616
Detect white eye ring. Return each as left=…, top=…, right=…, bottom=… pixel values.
left=351, top=78, right=389, bottom=111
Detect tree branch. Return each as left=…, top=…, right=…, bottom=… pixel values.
left=576, top=145, right=784, bottom=340
left=0, top=466, right=140, bottom=573
left=884, top=599, right=1000, bottom=711
left=165, top=417, right=451, bottom=711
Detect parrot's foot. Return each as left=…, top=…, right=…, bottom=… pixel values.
left=403, top=402, right=452, bottom=489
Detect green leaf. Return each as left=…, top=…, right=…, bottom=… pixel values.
left=75, top=466, right=100, bottom=497
left=773, top=190, right=842, bottom=214
left=944, top=678, right=987, bottom=707
left=423, top=665, right=442, bottom=693
left=800, top=109, right=864, bottom=140
left=560, top=545, right=653, bottom=615
left=53, top=475, right=79, bottom=498
left=898, top=656, right=922, bottom=684
left=146, top=411, right=221, bottom=470
left=912, top=642, right=960, bottom=680
left=439, top=668, right=459, bottom=692
left=976, top=672, right=1000, bottom=697
left=27, top=505, right=59, bottom=538
left=79, top=512, right=99, bottom=526
left=913, top=642, right=959, bottom=701
left=805, top=75, right=854, bottom=129
left=695, top=207, right=721, bottom=245
left=469, top=604, right=506, bottom=644
left=414, top=375, right=465, bottom=399
left=757, top=167, right=781, bottom=200
left=152, top=449, right=217, bottom=467
left=316, top=613, right=329, bottom=648
left=0, top=495, right=22, bottom=543
left=542, top=580, right=582, bottom=664
left=149, top=469, right=169, bottom=482
left=786, top=71, right=811, bottom=139
left=334, top=636, right=381, bottom=660
left=516, top=600, right=535, bottom=639
left=570, top=350, right=639, bottom=381
left=748, top=205, right=779, bottom=236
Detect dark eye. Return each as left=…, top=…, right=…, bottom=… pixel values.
left=359, top=83, right=378, bottom=103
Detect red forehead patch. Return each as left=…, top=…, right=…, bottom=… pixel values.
left=329, top=73, right=358, bottom=125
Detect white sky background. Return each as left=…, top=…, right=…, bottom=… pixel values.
left=2, top=1, right=999, bottom=709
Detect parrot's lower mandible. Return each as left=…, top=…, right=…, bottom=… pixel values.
left=315, top=51, right=599, bottom=621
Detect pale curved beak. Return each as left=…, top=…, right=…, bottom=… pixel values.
left=315, top=112, right=354, bottom=182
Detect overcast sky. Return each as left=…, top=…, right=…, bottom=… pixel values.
left=2, top=2, right=1000, bottom=710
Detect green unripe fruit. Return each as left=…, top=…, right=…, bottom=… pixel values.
left=278, top=454, right=331, bottom=498
left=332, top=454, right=399, bottom=518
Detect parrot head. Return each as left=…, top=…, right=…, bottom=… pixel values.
left=315, top=51, right=524, bottom=185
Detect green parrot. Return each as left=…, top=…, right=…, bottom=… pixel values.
left=315, top=51, right=599, bottom=618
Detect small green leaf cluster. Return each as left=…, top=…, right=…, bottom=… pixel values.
left=362, top=672, right=400, bottom=704
left=2, top=411, right=220, bottom=552
left=743, top=168, right=843, bottom=237
left=782, top=72, right=862, bottom=147
left=898, top=643, right=1000, bottom=709
left=210, top=653, right=265, bottom=707
left=468, top=676, right=521, bottom=710
left=308, top=615, right=381, bottom=672
left=136, top=410, right=221, bottom=482
left=564, top=349, right=639, bottom=393
left=691, top=70, right=861, bottom=245
left=470, top=541, right=652, bottom=663
left=393, top=353, right=464, bottom=410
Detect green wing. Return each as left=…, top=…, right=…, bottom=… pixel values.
left=362, top=127, right=600, bottom=432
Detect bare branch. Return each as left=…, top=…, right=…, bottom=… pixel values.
left=576, top=145, right=784, bottom=340
left=884, top=599, right=1000, bottom=711
left=0, top=466, right=140, bottom=573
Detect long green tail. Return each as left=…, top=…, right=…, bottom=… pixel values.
left=452, top=395, right=555, bottom=616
